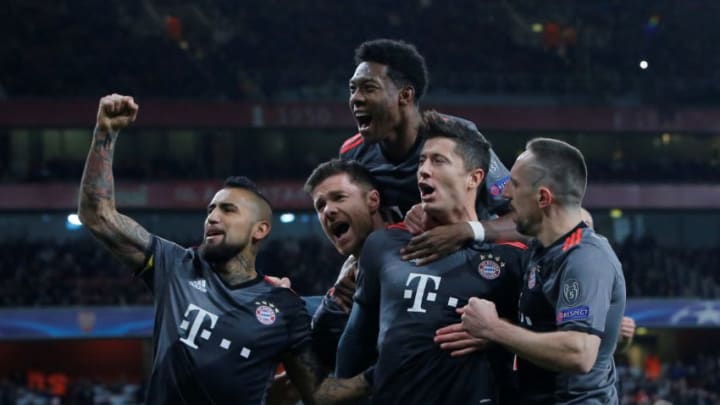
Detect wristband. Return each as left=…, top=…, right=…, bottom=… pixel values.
left=468, top=221, right=485, bottom=242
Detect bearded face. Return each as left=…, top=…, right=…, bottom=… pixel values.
left=199, top=236, right=244, bottom=263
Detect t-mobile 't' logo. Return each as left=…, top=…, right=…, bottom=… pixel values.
left=404, top=273, right=441, bottom=313
left=179, top=303, right=219, bottom=349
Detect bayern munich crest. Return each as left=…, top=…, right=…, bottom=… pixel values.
left=478, top=254, right=504, bottom=280
left=255, top=301, right=279, bottom=325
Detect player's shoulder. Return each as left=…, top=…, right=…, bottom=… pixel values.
left=563, top=227, right=612, bottom=251
left=339, top=133, right=365, bottom=157
left=258, top=277, right=308, bottom=313
left=475, top=240, right=528, bottom=255
left=474, top=240, right=528, bottom=269
left=383, top=222, right=414, bottom=241
left=153, top=235, right=194, bottom=257
left=494, top=240, right=529, bottom=251
left=364, top=223, right=411, bottom=249
left=260, top=276, right=303, bottom=300
left=557, top=226, right=619, bottom=264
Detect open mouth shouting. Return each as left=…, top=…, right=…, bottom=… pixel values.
left=330, top=221, right=350, bottom=240
left=418, top=181, right=436, bottom=202
left=354, top=111, right=372, bottom=134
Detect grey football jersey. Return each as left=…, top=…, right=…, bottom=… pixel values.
left=337, top=224, right=525, bottom=404
left=517, top=224, right=626, bottom=404
left=139, top=236, right=311, bottom=405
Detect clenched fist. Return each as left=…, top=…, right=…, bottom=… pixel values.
left=460, top=297, right=500, bottom=340
left=620, top=316, right=636, bottom=339
left=97, top=94, right=139, bottom=132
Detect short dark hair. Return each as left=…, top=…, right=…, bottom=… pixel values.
left=354, top=39, right=429, bottom=103
left=304, top=159, right=378, bottom=194
left=423, top=110, right=491, bottom=174
left=525, top=138, right=588, bottom=206
left=223, top=176, right=273, bottom=212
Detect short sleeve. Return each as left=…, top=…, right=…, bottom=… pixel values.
left=285, top=295, right=313, bottom=354
left=137, top=235, right=190, bottom=295
left=555, top=246, right=615, bottom=336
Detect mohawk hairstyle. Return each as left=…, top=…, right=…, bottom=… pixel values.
left=223, top=176, right=273, bottom=211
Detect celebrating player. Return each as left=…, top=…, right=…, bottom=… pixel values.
left=78, top=94, right=369, bottom=405
left=461, top=138, right=626, bottom=404
left=340, top=38, right=522, bottom=266
left=336, top=111, right=525, bottom=404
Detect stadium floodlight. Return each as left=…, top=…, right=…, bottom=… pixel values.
left=639, top=60, right=649, bottom=70
left=280, top=213, right=295, bottom=224
left=66, top=213, right=83, bottom=230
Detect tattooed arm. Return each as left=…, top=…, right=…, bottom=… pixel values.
left=282, top=345, right=370, bottom=405
left=78, top=94, right=151, bottom=270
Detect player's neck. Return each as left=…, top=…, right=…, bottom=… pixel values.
left=352, top=214, right=387, bottom=257
left=380, top=109, right=422, bottom=161
left=215, top=251, right=258, bottom=286
left=434, top=203, right=478, bottom=226
left=537, top=206, right=584, bottom=247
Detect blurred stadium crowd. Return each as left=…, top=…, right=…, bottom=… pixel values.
left=615, top=351, right=720, bottom=404
left=17, top=155, right=720, bottom=184
left=2, top=353, right=719, bottom=404
left=0, top=236, right=718, bottom=307
left=3, top=0, right=720, bottom=104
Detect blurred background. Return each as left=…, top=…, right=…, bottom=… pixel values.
left=1, top=0, right=720, bottom=403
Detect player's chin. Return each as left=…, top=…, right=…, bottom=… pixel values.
left=199, top=242, right=238, bottom=263
left=421, top=201, right=441, bottom=215
left=359, top=128, right=381, bottom=143
left=335, top=237, right=357, bottom=257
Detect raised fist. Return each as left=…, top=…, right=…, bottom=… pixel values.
left=96, top=93, right=139, bottom=132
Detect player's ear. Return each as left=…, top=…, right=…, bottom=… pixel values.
left=367, top=189, right=381, bottom=213
left=467, top=168, right=485, bottom=191
left=537, top=186, right=553, bottom=208
left=398, top=86, right=414, bottom=106
left=252, top=220, right=271, bottom=243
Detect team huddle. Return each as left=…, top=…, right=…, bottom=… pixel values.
left=78, top=39, right=626, bottom=404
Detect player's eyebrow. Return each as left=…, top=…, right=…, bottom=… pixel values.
left=350, top=76, right=378, bottom=86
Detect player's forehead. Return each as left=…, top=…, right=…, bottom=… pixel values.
left=509, top=152, right=535, bottom=183
left=209, top=187, right=253, bottom=207
left=421, top=137, right=459, bottom=159
left=312, top=173, right=362, bottom=199
left=350, top=61, right=390, bottom=84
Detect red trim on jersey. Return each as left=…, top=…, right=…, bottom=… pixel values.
left=340, top=133, right=364, bottom=154
left=495, top=241, right=529, bottom=250
left=263, top=275, right=299, bottom=295
left=562, top=228, right=583, bottom=252
left=387, top=222, right=410, bottom=232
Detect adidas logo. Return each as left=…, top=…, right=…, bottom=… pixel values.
left=189, top=279, right=207, bottom=293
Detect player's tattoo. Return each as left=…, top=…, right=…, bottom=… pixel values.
left=283, top=346, right=369, bottom=404
left=91, top=213, right=152, bottom=266
left=296, top=345, right=327, bottom=382
left=216, top=253, right=258, bottom=286
left=80, top=128, right=118, bottom=204
left=79, top=127, right=151, bottom=269
left=315, top=373, right=369, bottom=404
